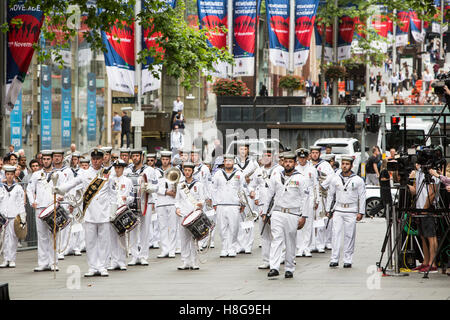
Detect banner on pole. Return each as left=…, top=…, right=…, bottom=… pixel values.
left=409, top=11, right=425, bottom=43
left=101, top=20, right=135, bottom=95
left=337, top=14, right=356, bottom=61
left=198, top=0, right=228, bottom=78
left=266, top=0, right=289, bottom=68
left=61, top=68, right=72, bottom=148
left=233, top=0, right=261, bottom=77
left=87, top=72, right=97, bottom=141
left=294, top=0, right=319, bottom=67
left=10, top=91, right=22, bottom=150
left=40, top=65, right=52, bottom=150
left=396, top=11, right=410, bottom=47
left=5, top=0, right=44, bottom=112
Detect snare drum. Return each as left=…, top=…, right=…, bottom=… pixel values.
left=111, top=205, right=140, bottom=236
left=39, top=203, right=71, bottom=232
left=0, top=213, right=8, bottom=231
left=181, top=210, right=215, bottom=241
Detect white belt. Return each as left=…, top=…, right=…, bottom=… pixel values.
left=336, top=202, right=357, bottom=209
left=273, top=206, right=301, bottom=216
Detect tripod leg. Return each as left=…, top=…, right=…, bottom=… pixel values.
left=383, top=208, right=408, bottom=274
left=377, top=218, right=392, bottom=268
left=423, top=226, right=450, bottom=279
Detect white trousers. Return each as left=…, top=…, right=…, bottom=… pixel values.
left=296, top=199, right=314, bottom=253
left=237, top=199, right=258, bottom=252
left=148, top=205, right=160, bottom=247
left=63, top=222, right=83, bottom=255
left=330, top=211, right=357, bottom=264
left=269, top=211, right=299, bottom=272
left=2, top=218, right=18, bottom=262
left=110, top=224, right=127, bottom=267
left=216, top=205, right=240, bottom=255
left=130, top=205, right=152, bottom=259
left=259, top=215, right=272, bottom=265
left=180, top=223, right=198, bottom=266
left=84, top=222, right=111, bottom=272
left=156, top=205, right=177, bottom=255
left=36, top=207, right=56, bottom=267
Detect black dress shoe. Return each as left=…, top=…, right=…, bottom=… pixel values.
left=329, top=262, right=339, bottom=268
left=285, top=271, right=293, bottom=278
left=343, top=263, right=352, bottom=268
left=267, top=269, right=279, bottom=277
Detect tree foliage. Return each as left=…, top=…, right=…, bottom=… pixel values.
left=5, top=0, right=233, bottom=90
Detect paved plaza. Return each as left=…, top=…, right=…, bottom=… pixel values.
left=1, top=217, right=449, bottom=300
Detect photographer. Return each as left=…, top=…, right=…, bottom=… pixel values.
left=408, top=164, right=440, bottom=273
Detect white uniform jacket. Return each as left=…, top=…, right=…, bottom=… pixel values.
left=175, top=179, right=205, bottom=217
left=26, top=169, right=55, bottom=208
left=0, top=183, right=26, bottom=218
left=326, top=173, right=366, bottom=215
left=58, top=166, right=117, bottom=223
left=211, top=168, right=245, bottom=206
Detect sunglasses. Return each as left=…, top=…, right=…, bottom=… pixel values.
left=111, top=157, right=119, bottom=160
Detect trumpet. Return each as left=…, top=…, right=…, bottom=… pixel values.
left=238, top=190, right=258, bottom=222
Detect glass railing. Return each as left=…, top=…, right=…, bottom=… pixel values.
left=218, top=104, right=446, bottom=123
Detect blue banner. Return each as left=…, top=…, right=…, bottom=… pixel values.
left=233, top=0, right=261, bottom=77
left=10, top=91, right=22, bottom=150
left=40, top=65, right=52, bottom=150
left=266, top=0, right=289, bottom=68
left=294, top=0, right=319, bottom=67
left=61, top=68, right=72, bottom=148
left=87, top=72, right=97, bottom=141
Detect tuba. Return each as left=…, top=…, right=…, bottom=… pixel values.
left=238, top=190, right=258, bottom=222
left=164, top=167, right=181, bottom=192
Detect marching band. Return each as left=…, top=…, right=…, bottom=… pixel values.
left=0, top=143, right=366, bottom=279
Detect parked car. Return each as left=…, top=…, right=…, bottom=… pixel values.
left=313, top=138, right=368, bottom=173
left=365, top=184, right=398, bottom=217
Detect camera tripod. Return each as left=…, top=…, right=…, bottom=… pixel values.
left=377, top=171, right=450, bottom=278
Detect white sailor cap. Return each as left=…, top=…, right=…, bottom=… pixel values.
left=130, top=148, right=143, bottom=155
left=282, top=152, right=297, bottom=160
left=322, top=154, right=336, bottom=161
left=113, top=159, right=128, bottom=167
left=214, top=156, right=224, bottom=166
left=190, top=148, right=201, bottom=154
left=72, top=151, right=81, bottom=157
left=80, top=158, right=90, bottom=164
left=52, top=149, right=64, bottom=155
left=41, top=150, right=53, bottom=156
left=341, top=156, right=354, bottom=163
left=147, top=153, right=156, bottom=158
left=119, top=148, right=131, bottom=154
left=183, top=161, right=195, bottom=169
left=160, top=150, right=172, bottom=158
left=3, top=165, right=16, bottom=172
left=101, top=146, right=113, bottom=154
left=310, top=146, right=322, bottom=151
left=223, top=154, right=235, bottom=160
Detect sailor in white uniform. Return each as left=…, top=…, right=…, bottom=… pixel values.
left=326, top=156, right=365, bottom=268
left=211, top=154, right=246, bottom=257
left=265, top=152, right=307, bottom=279
left=0, top=165, right=26, bottom=268
left=295, top=148, right=318, bottom=258
left=175, top=162, right=205, bottom=270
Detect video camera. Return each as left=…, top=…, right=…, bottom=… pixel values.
left=387, top=149, right=416, bottom=177
left=431, top=71, right=450, bottom=97
left=387, top=146, right=445, bottom=176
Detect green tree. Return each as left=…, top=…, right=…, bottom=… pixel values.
left=6, top=0, right=233, bottom=90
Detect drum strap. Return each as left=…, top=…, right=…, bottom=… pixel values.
left=82, top=175, right=108, bottom=215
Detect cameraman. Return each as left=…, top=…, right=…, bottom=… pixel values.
left=408, top=164, right=440, bottom=273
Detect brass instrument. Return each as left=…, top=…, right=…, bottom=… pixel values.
left=164, top=167, right=181, bottom=193
left=238, top=190, right=258, bottom=222
left=65, top=189, right=84, bottom=222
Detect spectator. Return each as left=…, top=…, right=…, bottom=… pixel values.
left=411, top=85, right=421, bottom=104
left=411, top=71, right=418, bottom=89
left=398, top=72, right=405, bottom=91
left=35, top=152, right=43, bottom=168
left=112, top=111, right=122, bottom=149
left=376, top=72, right=382, bottom=92
left=379, top=81, right=388, bottom=104
left=423, top=69, right=433, bottom=93
left=121, top=111, right=131, bottom=148
left=18, top=155, right=28, bottom=176
left=370, top=72, right=376, bottom=92
left=22, top=159, right=39, bottom=185
left=24, top=110, right=32, bottom=145
left=387, top=148, right=396, bottom=161
left=321, top=93, right=331, bottom=105
left=211, top=139, right=223, bottom=162
left=259, top=83, right=268, bottom=96
left=433, top=63, right=440, bottom=78
left=8, top=153, right=18, bottom=166
left=0, top=157, right=4, bottom=181
left=394, top=87, right=405, bottom=105
left=170, top=125, right=184, bottom=157
left=193, top=131, right=208, bottom=161
left=409, top=166, right=440, bottom=274
left=173, top=110, right=185, bottom=130
left=390, top=72, right=399, bottom=95
left=325, top=145, right=332, bottom=154
left=172, top=96, right=184, bottom=124
left=366, top=146, right=381, bottom=186
left=7, top=144, right=14, bottom=155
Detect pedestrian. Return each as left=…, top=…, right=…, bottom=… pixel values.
left=112, top=111, right=122, bottom=149
left=259, top=83, right=268, bottom=96
left=121, top=111, right=131, bottom=148
left=173, top=110, right=185, bottom=130
left=172, top=96, right=184, bottom=125
left=390, top=72, right=398, bottom=95
left=170, top=125, right=184, bottom=158
left=321, top=93, right=331, bottom=105
left=326, top=156, right=365, bottom=268
left=211, top=139, right=223, bottom=162
left=369, top=73, right=376, bottom=92
left=365, top=146, right=381, bottom=186
left=411, top=71, right=418, bottom=89
left=423, top=69, right=433, bottom=94
left=193, top=131, right=208, bottom=161
left=379, top=81, right=388, bottom=104
left=23, top=110, right=32, bottom=145
left=376, top=72, right=382, bottom=92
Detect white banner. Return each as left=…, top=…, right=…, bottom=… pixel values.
left=106, top=67, right=135, bottom=95
left=233, top=57, right=254, bottom=77
left=142, top=64, right=162, bottom=93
